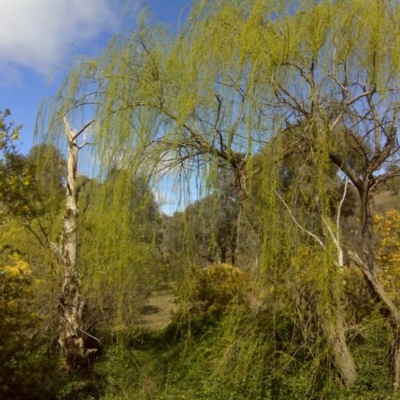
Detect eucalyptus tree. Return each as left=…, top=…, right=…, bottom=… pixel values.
left=0, top=109, right=28, bottom=218
left=37, top=0, right=400, bottom=389
left=172, top=190, right=239, bottom=266
left=0, top=109, right=66, bottom=238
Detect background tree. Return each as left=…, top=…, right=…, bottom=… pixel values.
left=77, top=166, right=164, bottom=334
left=0, top=110, right=62, bottom=398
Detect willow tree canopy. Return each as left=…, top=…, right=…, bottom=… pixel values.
left=35, top=0, right=400, bottom=387
left=36, top=0, right=400, bottom=189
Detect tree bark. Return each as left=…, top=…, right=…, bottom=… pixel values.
left=321, top=312, right=357, bottom=386
left=57, top=118, right=92, bottom=371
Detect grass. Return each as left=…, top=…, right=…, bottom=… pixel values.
left=138, top=288, right=176, bottom=331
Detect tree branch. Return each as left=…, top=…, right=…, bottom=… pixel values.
left=329, top=152, right=363, bottom=191
left=49, top=241, right=66, bottom=265
left=71, top=120, right=95, bottom=142
left=275, top=190, right=325, bottom=249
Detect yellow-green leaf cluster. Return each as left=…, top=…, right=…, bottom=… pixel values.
left=375, top=210, right=400, bottom=302
left=188, top=263, right=250, bottom=317
left=0, top=253, right=47, bottom=397
left=0, top=253, right=38, bottom=332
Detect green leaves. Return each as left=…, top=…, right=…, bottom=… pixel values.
left=0, top=109, right=22, bottom=152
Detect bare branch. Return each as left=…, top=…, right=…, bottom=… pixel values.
left=71, top=120, right=95, bottom=142
left=49, top=241, right=66, bottom=265
left=321, top=215, right=344, bottom=267
left=328, top=73, right=350, bottom=97
left=347, top=91, right=372, bottom=108
left=374, top=168, right=400, bottom=186
left=275, top=190, right=325, bottom=249
left=337, top=177, right=348, bottom=233
left=24, top=224, right=46, bottom=248
left=277, top=85, right=310, bottom=118
left=329, top=152, right=363, bottom=191
left=229, top=91, right=246, bottom=151
left=76, top=327, right=100, bottom=343
left=348, top=250, right=400, bottom=322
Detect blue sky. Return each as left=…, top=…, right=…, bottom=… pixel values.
left=0, top=0, right=192, bottom=154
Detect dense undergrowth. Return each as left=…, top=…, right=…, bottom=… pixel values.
left=104, top=340, right=391, bottom=399
left=23, top=265, right=398, bottom=400
left=0, top=259, right=398, bottom=399
left=63, top=310, right=396, bottom=399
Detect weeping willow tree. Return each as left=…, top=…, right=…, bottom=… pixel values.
left=36, top=0, right=400, bottom=393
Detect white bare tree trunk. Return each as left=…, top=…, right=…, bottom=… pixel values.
left=57, top=117, right=94, bottom=371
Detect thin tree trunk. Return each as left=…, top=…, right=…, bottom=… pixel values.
left=321, top=312, right=357, bottom=386
left=57, top=118, right=93, bottom=371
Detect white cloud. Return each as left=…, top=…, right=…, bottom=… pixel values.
left=0, top=0, right=126, bottom=80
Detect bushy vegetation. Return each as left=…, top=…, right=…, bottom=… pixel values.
left=179, top=264, right=250, bottom=325
left=0, top=254, right=57, bottom=399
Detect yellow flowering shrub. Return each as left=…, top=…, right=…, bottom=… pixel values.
left=0, top=253, right=33, bottom=311
left=375, top=210, right=400, bottom=302
left=188, top=263, right=250, bottom=317
left=0, top=254, right=44, bottom=398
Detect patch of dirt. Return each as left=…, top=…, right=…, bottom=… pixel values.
left=374, top=190, right=400, bottom=213
left=138, top=289, right=176, bottom=330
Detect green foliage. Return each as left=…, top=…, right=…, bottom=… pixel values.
left=28, top=144, right=66, bottom=218
left=375, top=210, right=400, bottom=305
left=162, top=187, right=243, bottom=268
left=188, top=263, right=249, bottom=317
left=0, top=109, right=21, bottom=151
left=0, top=254, right=55, bottom=399
left=88, top=299, right=400, bottom=400
left=76, top=168, right=164, bottom=334
left=0, top=112, right=65, bottom=223
left=56, top=379, right=102, bottom=400
left=0, top=110, right=33, bottom=219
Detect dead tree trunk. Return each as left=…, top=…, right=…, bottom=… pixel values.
left=56, top=117, right=95, bottom=371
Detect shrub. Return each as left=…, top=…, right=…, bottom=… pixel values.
left=0, top=254, right=55, bottom=399
left=168, top=263, right=251, bottom=337
left=190, top=263, right=249, bottom=315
